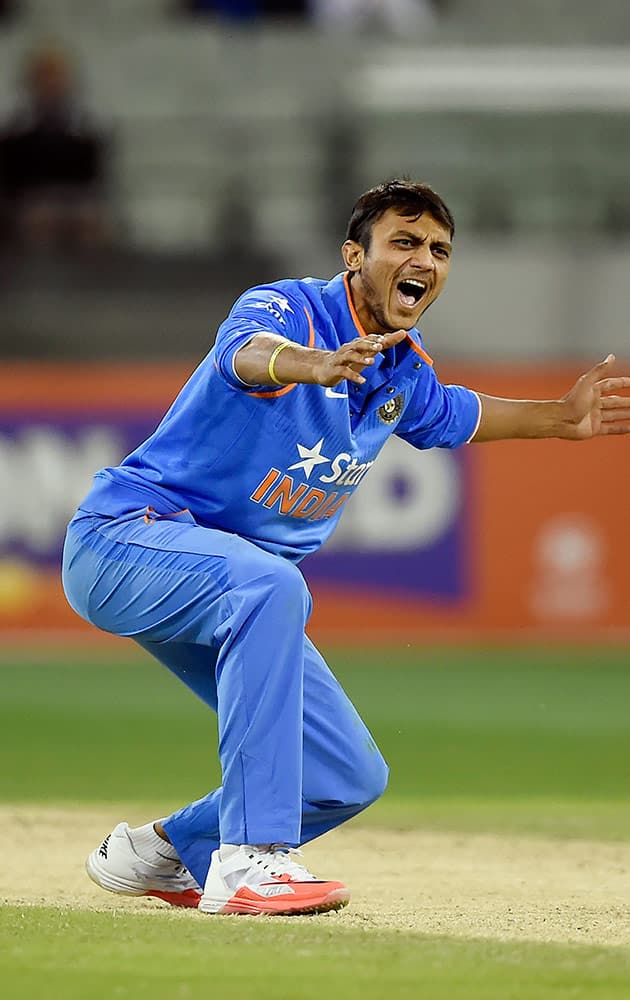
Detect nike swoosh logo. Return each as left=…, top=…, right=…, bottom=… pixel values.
left=325, top=387, right=349, bottom=399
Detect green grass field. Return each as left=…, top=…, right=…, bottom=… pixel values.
left=2, top=906, right=630, bottom=1000
left=2, top=645, right=630, bottom=998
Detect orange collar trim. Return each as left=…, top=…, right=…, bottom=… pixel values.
left=343, top=271, right=368, bottom=338
left=343, top=272, right=433, bottom=367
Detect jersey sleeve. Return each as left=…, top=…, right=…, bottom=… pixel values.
left=213, top=286, right=311, bottom=391
left=396, top=366, right=482, bottom=450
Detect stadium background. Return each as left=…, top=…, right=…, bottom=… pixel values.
left=2, top=3, right=630, bottom=998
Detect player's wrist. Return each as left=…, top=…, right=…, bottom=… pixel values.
left=306, top=350, right=336, bottom=386
left=550, top=399, right=582, bottom=438
left=268, top=342, right=292, bottom=385
left=255, top=344, right=335, bottom=387
left=526, top=400, right=568, bottom=438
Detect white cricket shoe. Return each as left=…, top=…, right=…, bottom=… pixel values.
left=86, top=822, right=202, bottom=908
left=199, top=844, right=350, bottom=916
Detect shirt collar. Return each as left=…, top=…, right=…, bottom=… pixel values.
left=324, top=271, right=434, bottom=367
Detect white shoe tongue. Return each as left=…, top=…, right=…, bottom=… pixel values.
left=218, top=844, right=241, bottom=860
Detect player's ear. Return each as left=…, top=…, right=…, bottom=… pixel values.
left=342, top=240, right=363, bottom=273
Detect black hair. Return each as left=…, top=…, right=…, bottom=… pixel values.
left=345, top=179, right=455, bottom=250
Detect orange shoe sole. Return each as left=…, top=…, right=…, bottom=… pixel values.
left=220, top=884, right=350, bottom=916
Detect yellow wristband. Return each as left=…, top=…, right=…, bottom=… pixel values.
left=268, top=341, right=291, bottom=385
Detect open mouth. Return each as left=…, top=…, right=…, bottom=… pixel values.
left=396, top=279, right=427, bottom=309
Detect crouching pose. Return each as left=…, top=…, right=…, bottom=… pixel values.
left=62, top=180, right=630, bottom=915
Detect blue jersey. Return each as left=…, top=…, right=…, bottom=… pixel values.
left=79, top=272, right=481, bottom=563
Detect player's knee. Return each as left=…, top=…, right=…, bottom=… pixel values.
left=348, top=748, right=389, bottom=809
left=361, top=752, right=389, bottom=806
left=263, top=558, right=312, bottom=621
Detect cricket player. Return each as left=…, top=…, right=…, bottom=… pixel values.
left=62, top=180, right=630, bottom=916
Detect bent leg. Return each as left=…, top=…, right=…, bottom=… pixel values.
left=164, top=636, right=388, bottom=885
left=299, top=635, right=389, bottom=843
left=63, top=510, right=311, bottom=867
left=136, top=554, right=311, bottom=849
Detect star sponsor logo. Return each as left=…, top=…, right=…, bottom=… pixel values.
left=252, top=294, right=294, bottom=325
left=325, top=386, right=349, bottom=399
left=288, top=439, right=374, bottom=488
left=249, top=438, right=376, bottom=523
left=288, top=438, right=330, bottom=480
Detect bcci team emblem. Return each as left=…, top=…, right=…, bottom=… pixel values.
left=377, top=393, right=404, bottom=425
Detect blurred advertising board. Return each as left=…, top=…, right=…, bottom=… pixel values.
left=1, top=362, right=628, bottom=644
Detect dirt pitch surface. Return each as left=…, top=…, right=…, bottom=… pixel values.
left=2, top=806, right=630, bottom=947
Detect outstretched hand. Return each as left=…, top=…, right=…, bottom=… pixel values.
left=312, top=330, right=408, bottom=387
left=560, top=355, right=630, bottom=439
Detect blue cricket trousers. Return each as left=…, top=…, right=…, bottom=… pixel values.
left=62, top=508, right=389, bottom=885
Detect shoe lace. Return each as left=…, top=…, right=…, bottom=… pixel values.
left=248, top=844, right=315, bottom=881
